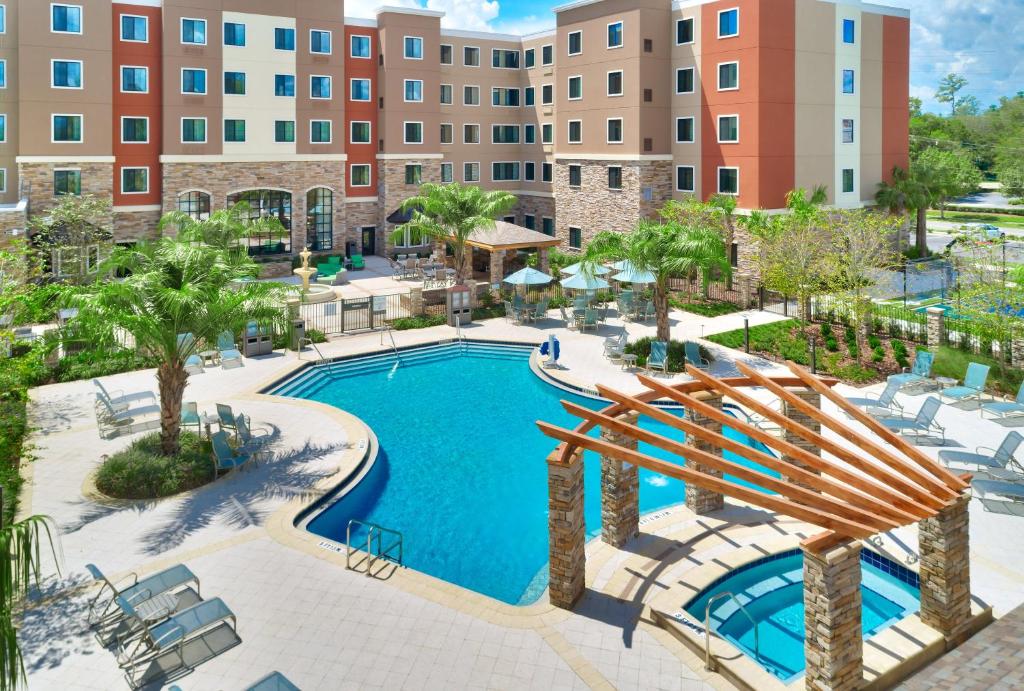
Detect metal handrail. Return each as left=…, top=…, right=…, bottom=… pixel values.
left=454, top=314, right=465, bottom=351
left=346, top=519, right=403, bottom=576
left=380, top=326, right=400, bottom=362
left=298, top=337, right=327, bottom=365
left=704, top=591, right=760, bottom=671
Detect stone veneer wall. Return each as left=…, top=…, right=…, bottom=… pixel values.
left=684, top=393, right=725, bottom=515
left=19, top=162, right=114, bottom=217
left=377, top=159, right=441, bottom=256
left=547, top=451, right=586, bottom=609
left=514, top=194, right=557, bottom=233
left=345, top=201, right=380, bottom=256
left=919, top=492, right=972, bottom=644
left=600, top=412, right=639, bottom=548
left=113, top=209, right=162, bottom=243
left=0, top=207, right=28, bottom=248
left=803, top=541, right=863, bottom=690
left=782, top=389, right=823, bottom=491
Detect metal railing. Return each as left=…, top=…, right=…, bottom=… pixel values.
left=297, top=337, right=327, bottom=365
left=380, top=326, right=401, bottom=363
left=704, top=591, right=760, bottom=672
left=346, top=519, right=404, bottom=576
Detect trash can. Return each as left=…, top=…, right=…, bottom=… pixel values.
left=291, top=318, right=306, bottom=350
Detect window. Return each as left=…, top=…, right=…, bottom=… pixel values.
left=404, top=36, right=423, bottom=59
left=439, top=44, right=453, bottom=65
left=275, top=74, right=295, bottom=97
left=0, top=114, right=5, bottom=142
left=350, top=78, right=370, bottom=101
left=524, top=214, right=535, bottom=230
left=401, top=79, right=421, bottom=102
left=351, top=121, right=371, bottom=144
left=718, top=167, right=739, bottom=194
left=52, top=115, right=82, bottom=142
left=0, top=6, right=4, bottom=34
left=542, top=217, right=555, bottom=236
left=274, top=120, right=295, bottom=143
left=567, top=120, right=582, bottom=144
left=177, top=191, right=210, bottom=220
left=719, top=8, right=739, bottom=38
left=181, top=18, right=206, bottom=45
left=542, top=123, right=553, bottom=144
left=492, top=49, right=519, bottom=69
left=121, top=167, right=148, bottom=194
left=404, top=121, right=423, bottom=144
left=310, top=30, right=331, bottom=54
left=404, top=164, right=422, bottom=185
left=440, top=123, right=453, bottom=144
left=607, top=118, right=623, bottom=144
left=463, top=85, right=480, bottom=106
left=121, top=117, right=148, bottom=143
left=181, top=117, right=206, bottom=143
left=275, top=28, right=295, bottom=51
left=492, top=87, right=520, bottom=107
left=542, top=163, right=552, bottom=183
left=569, top=227, right=582, bottom=250
left=351, top=164, right=371, bottom=187
left=718, top=115, right=739, bottom=143
left=351, top=34, right=371, bottom=59
left=224, top=22, right=245, bottom=46
left=121, top=15, right=148, bottom=42
left=224, top=71, right=246, bottom=95
left=568, top=76, right=582, bottom=100
left=229, top=190, right=291, bottom=254
left=541, top=84, right=553, bottom=105
left=52, top=60, right=83, bottom=89
left=607, top=21, right=623, bottom=48
left=843, top=18, right=855, bottom=44
left=542, top=44, right=553, bottom=65
left=463, top=162, right=480, bottom=182
left=440, top=84, right=453, bottom=105
left=434, top=162, right=451, bottom=184
left=568, top=31, right=582, bottom=55
left=310, top=120, right=331, bottom=143
left=463, top=124, right=480, bottom=144
left=0, top=60, right=5, bottom=88
left=676, top=67, right=695, bottom=94
left=676, top=18, right=694, bottom=45
left=842, top=69, right=855, bottom=94
left=842, top=168, right=855, bottom=194
left=311, top=75, right=332, bottom=99
left=718, top=62, right=738, bottom=90
left=568, top=164, right=581, bottom=187
left=525, top=87, right=535, bottom=106
left=306, top=188, right=333, bottom=250
left=464, top=46, right=480, bottom=66
left=676, top=117, right=694, bottom=143
left=842, top=118, right=855, bottom=143
left=524, top=124, right=536, bottom=144
left=52, top=4, right=82, bottom=33
left=644, top=38, right=653, bottom=53
left=181, top=68, right=207, bottom=94
left=730, top=243, right=738, bottom=268
left=525, top=161, right=535, bottom=181
left=224, top=119, right=246, bottom=143
left=525, top=48, right=535, bottom=69
left=492, top=125, right=519, bottom=144
left=607, top=70, right=623, bottom=96
left=54, top=170, right=81, bottom=196
left=608, top=166, right=622, bottom=190
left=121, top=66, right=147, bottom=93
left=492, top=162, right=520, bottom=181
left=676, top=165, right=695, bottom=192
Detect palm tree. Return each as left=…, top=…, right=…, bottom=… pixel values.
left=159, top=202, right=288, bottom=260
left=581, top=219, right=730, bottom=341
left=876, top=166, right=934, bottom=258
left=392, top=183, right=517, bottom=284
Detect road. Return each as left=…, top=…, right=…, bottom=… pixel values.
left=924, top=226, right=1024, bottom=265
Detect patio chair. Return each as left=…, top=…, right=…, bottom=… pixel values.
left=176, top=333, right=196, bottom=356
left=604, top=332, right=627, bottom=360
left=534, top=298, right=551, bottom=322
left=350, top=254, right=365, bottom=270
left=573, top=297, right=588, bottom=313
left=640, top=301, right=656, bottom=322
left=181, top=402, right=201, bottom=434
left=211, top=430, right=254, bottom=473
left=559, top=306, right=576, bottom=329
left=94, top=395, right=161, bottom=438
left=616, top=298, right=632, bottom=320
left=939, top=362, right=990, bottom=405
left=216, top=403, right=238, bottom=436
left=93, top=379, right=157, bottom=412
left=685, top=341, right=711, bottom=370
left=939, top=431, right=1024, bottom=473
left=582, top=308, right=599, bottom=332
left=85, top=563, right=200, bottom=629
left=647, top=340, right=669, bottom=375
left=245, top=672, right=301, bottom=691
left=981, top=381, right=1024, bottom=419
left=216, top=331, right=244, bottom=369
left=503, top=300, right=521, bottom=324
left=236, top=414, right=272, bottom=462
left=888, top=350, right=934, bottom=390
left=844, top=379, right=904, bottom=417
left=878, top=396, right=945, bottom=443
left=184, top=355, right=204, bottom=376
left=971, top=479, right=1024, bottom=516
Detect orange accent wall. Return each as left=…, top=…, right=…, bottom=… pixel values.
left=881, top=15, right=910, bottom=182
left=345, top=26, right=379, bottom=199
left=112, top=4, right=162, bottom=207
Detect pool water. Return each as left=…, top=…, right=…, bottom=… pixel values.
left=685, top=550, right=920, bottom=682
left=271, top=342, right=779, bottom=605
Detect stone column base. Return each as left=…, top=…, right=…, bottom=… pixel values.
left=685, top=393, right=725, bottom=515
left=783, top=389, right=823, bottom=491
left=548, top=453, right=585, bottom=609
left=919, top=492, right=972, bottom=644
left=601, top=412, right=639, bottom=547
left=803, top=541, right=863, bottom=691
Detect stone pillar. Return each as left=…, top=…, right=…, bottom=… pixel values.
left=465, top=279, right=479, bottom=308
left=538, top=247, right=550, bottom=274
left=685, top=393, right=725, bottom=515
left=803, top=540, right=863, bottom=691
left=919, top=492, right=972, bottom=644
left=783, top=389, right=822, bottom=490
left=548, top=451, right=586, bottom=609
left=410, top=286, right=424, bottom=316
left=488, top=249, right=505, bottom=287
left=739, top=273, right=752, bottom=309
left=461, top=245, right=474, bottom=279
left=926, top=307, right=945, bottom=349
left=600, top=412, right=640, bottom=548
left=1011, top=338, right=1024, bottom=369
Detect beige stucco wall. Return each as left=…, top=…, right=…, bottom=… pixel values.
left=377, top=10, right=442, bottom=156
left=793, top=0, right=836, bottom=201
left=670, top=3, right=703, bottom=200
left=0, top=0, right=19, bottom=203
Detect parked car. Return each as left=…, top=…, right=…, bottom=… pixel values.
left=962, top=222, right=1003, bottom=241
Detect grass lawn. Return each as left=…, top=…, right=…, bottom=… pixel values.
left=925, top=345, right=1022, bottom=397
left=927, top=210, right=1024, bottom=232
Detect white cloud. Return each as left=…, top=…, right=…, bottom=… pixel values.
left=344, top=0, right=552, bottom=35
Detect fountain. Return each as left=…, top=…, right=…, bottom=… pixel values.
left=292, top=246, right=337, bottom=304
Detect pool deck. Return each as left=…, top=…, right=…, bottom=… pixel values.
left=17, top=308, right=1024, bottom=690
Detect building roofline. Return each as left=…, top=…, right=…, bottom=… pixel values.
left=522, top=29, right=557, bottom=40
left=440, top=28, right=522, bottom=42
left=375, top=6, right=445, bottom=18
left=671, top=0, right=909, bottom=18
left=345, top=17, right=379, bottom=28
left=553, top=0, right=605, bottom=14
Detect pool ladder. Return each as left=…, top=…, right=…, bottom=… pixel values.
left=346, top=519, right=404, bottom=576
left=704, top=591, right=760, bottom=672
left=379, top=326, right=401, bottom=363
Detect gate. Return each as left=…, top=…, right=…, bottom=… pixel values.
left=299, top=293, right=409, bottom=335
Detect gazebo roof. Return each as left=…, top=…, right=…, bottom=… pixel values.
left=466, top=221, right=562, bottom=251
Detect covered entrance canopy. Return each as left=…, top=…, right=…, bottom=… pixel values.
left=463, top=221, right=562, bottom=285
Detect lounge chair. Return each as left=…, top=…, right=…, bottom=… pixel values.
left=640, top=301, right=656, bottom=322
left=184, top=354, right=204, bottom=376
left=939, top=362, right=990, bottom=405
left=982, top=381, right=1024, bottom=419
left=685, top=341, right=710, bottom=370
left=211, top=430, right=254, bottom=473
left=888, top=350, right=934, bottom=390
left=582, top=308, right=599, bottom=332
left=86, top=563, right=200, bottom=628
left=844, top=379, right=904, bottom=417
left=559, top=306, right=575, bottom=329
left=350, top=254, right=365, bottom=270
left=878, top=396, right=945, bottom=443
left=176, top=332, right=196, bottom=356
left=647, top=340, right=669, bottom=375
left=181, top=402, right=201, bottom=434
left=604, top=332, right=627, bottom=360
left=94, top=396, right=161, bottom=438
left=939, top=431, right=1024, bottom=474
left=216, top=403, right=238, bottom=437
left=216, top=331, right=244, bottom=369
left=93, top=379, right=157, bottom=412
left=246, top=672, right=301, bottom=691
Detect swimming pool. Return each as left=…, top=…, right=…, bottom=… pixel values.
left=270, top=341, right=779, bottom=605
left=684, top=549, right=920, bottom=682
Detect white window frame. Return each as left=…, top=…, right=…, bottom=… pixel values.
left=717, top=114, right=739, bottom=143
left=607, top=164, right=622, bottom=189
left=606, top=117, right=623, bottom=144
left=51, top=113, right=83, bottom=144
left=541, top=84, right=554, bottom=106
left=607, top=21, right=623, bottom=49
left=491, top=86, right=520, bottom=107
left=524, top=161, right=536, bottom=182
left=403, top=120, right=424, bottom=145
left=349, top=78, right=371, bottom=102
left=310, top=75, right=332, bottom=100
left=350, top=34, right=372, bottom=59
left=350, top=163, right=371, bottom=188
left=717, top=166, right=740, bottom=195
left=309, top=119, right=332, bottom=145
left=463, top=161, right=480, bottom=183
left=120, top=14, right=148, bottom=43
left=676, top=165, right=695, bottom=192
left=51, top=3, right=83, bottom=35
left=524, top=123, right=536, bottom=144
left=119, top=115, right=149, bottom=144
left=309, top=29, right=332, bottom=55
left=180, top=67, right=208, bottom=95
left=524, top=213, right=536, bottom=228
left=541, top=43, right=554, bottom=66
left=440, top=83, right=453, bottom=105
left=463, top=85, right=480, bottom=107
left=542, top=123, right=553, bottom=145
left=0, top=114, right=6, bottom=143
left=350, top=120, right=371, bottom=144
left=463, top=46, right=481, bottom=67
left=440, top=161, right=454, bottom=183
left=491, top=48, right=520, bottom=70
left=567, top=75, right=583, bottom=101
left=120, top=166, right=149, bottom=195
left=223, top=70, right=246, bottom=96
left=717, top=61, right=739, bottom=91
left=180, top=116, right=208, bottom=144
left=606, top=70, right=623, bottom=97
left=567, top=119, right=582, bottom=145
left=542, top=215, right=554, bottom=233
left=842, top=118, right=855, bottom=144
left=120, top=65, right=149, bottom=94
left=52, top=168, right=81, bottom=198
left=491, top=124, right=520, bottom=145
left=0, top=5, right=6, bottom=35
left=676, top=17, right=695, bottom=45
left=524, top=47, right=535, bottom=69
left=439, top=43, right=453, bottom=65
left=404, top=35, right=424, bottom=60
left=273, top=120, right=295, bottom=144
left=567, top=30, right=582, bottom=56
left=841, top=167, right=856, bottom=194
left=490, top=161, right=520, bottom=182
left=274, top=73, right=295, bottom=98
left=274, top=27, right=296, bottom=52
left=718, top=8, right=740, bottom=39
left=568, top=226, right=582, bottom=250
left=403, top=78, right=423, bottom=103
left=675, top=116, right=695, bottom=143
left=51, top=59, right=84, bottom=90
left=0, top=168, right=6, bottom=194
left=223, top=119, right=246, bottom=143
left=180, top=17, right=207, bottom=46
left=676, top=67, right=695, bottom=94
left=463, top=123, right=480, bottom=145
left=842, top=68, right=856, bottom=95
left=440, top=122, right=453, bottom=144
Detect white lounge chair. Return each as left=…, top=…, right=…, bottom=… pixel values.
left=94, top=395, right=161, bottom=438
left=93, top=379, right=156, bottom=412
left=86, top=563, right=200, bottom=628
left=217, top=331, right=244, bottom=369
left=603, top=332, right=627, bottom=360
left=972, top=479, right=1024, bottom=516
left=184, top=354, right=204, bottom=376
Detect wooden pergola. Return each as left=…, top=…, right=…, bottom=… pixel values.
left=537, top=361, right=976, bottom=690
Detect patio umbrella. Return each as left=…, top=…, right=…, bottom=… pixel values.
left=610, top=259, right=632, bottom=271
left=560, top=273, right=610, bottom=290
left=613, top=265, right=657, bottom=284
left=560, top=262, right=611, bottom=276
left=502, top=267, right=553, bottom=286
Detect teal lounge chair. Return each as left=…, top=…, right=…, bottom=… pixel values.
left=237, top=414, right=272, bottom=462
left=648, top=340, right=669, bottom=375
left=176, top=332, right=196, bottom=356
left=844, top=379, right=904, bottom=417
left=685, top=341, right=710, bottom=370
left=246, top=672, right=301, bottom=691
left=888, top=350, right=934, bottom=390
left=211, top=430, right=254, bottom=473
left=982, top=381, right=1024, bottom=419
left=181, top=402, right=201, bottom=433
left=86, top=563, right=200, bottom=628
left=216, top=403, right=238, bottom=436
left=879, top=396, right=945, bottom=443
left=939, top=431, right=1023, bottom=474
left=939, top=362, right=990, bottom=404
left=217, top=331, right=244, bottom=369
left=184, top=354, right=204, bottom=375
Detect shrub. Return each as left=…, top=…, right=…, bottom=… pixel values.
left=868, top=335, right=882, bottom=349
left=707, top=320, right=809, bottom=365
left=391, top=314, right=447, bottom=330
left=872, top=346, right=885, bottom=363
left=624, top=337, right=713, bottom=372
left=820, top=322, right=832, bottom=338
left=825, top=337, right=839, bottom=352
left=306, top=329, right=327, bottom=344
left=52, top=349, right=160, bottom=383
left=95, top=432, right=214, bottom=499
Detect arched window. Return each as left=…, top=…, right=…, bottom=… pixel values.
left=227, top=190, right=292, bottom=255
left=177, top=191, right=210, bottom=221
left=306, top=188, right=333, bottom=251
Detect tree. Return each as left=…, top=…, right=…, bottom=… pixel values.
left=953, top=94, right=981, bottom=117
left=935, top=73, right=968, bottom=116
left=661, top=195, right=737, bottom=294
left=27, top=194, right=113, bottom=284
left=996, top=158, right=1024, bottom=199
left=159, top=203, right=288, bottom=261
left=392, top=183, right=517, bottom=285
left=909, top=96, right=923, bottom=118
left=913, top=147, right=982, bottom=217
left=877, top=166, right=937, bottom=258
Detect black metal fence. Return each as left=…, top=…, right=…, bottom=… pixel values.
left=668, top=277, right=743, bottom=305
left=299, top=293, right=409, bottom=335
left=810, top=295, right=929, bottom=344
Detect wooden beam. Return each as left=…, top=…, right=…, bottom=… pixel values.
left=588, top=387, right=922, bottom=527
left=800, top=530, right=853, bottom=555
left=736, top=362, right=960, bottom=502
left=636, top=375, right=938, bottom=519
left=784, top=361, right=970, bottom=493
left=562, top=401, right=901, bottom=533
left=536, top=422, right=876, bottom=539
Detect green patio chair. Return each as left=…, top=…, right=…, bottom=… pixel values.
left=350, top=254, right=365, bottom=270
left=211, top=430, right=253, bottom=473
left=939, top=362, right=990, bottom=404
left=216, top=403, right=238, bottom=436
left=582, top=308, right=599, bottom=332
left=647, top=340, right=669, bottom=375
left=685, top=341, right=710, bottom=370
left=534, top=298, right=551, bottom=321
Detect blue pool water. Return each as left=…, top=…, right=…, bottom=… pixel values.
left=271, top=342, right=779, bottom=605
left=685, top=550, right=920, bottom=682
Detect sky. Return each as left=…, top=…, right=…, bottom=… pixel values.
left=345, top=0, right=1024, bottom=114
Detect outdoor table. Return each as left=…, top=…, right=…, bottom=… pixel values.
left=934, top=376, right=957, bottom=391
left=201, top=413, right=219, bottom=440
left=133, top=591, right=179, bottom=624
left=621, top=354, right=638, bottom=371
left=519, top=306, right=536, bottom=323
left=200, top=350, right=219, bottom=366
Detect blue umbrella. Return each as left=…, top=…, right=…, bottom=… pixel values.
left=561, top=273, right=610, bottom=290
left=502, top=267, right=553, bottom=286
left=610, top=259, right=632, bottom=271
left=561, top=262, right=611, bottom=276
left=613, top=265, right=657, bottom=284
